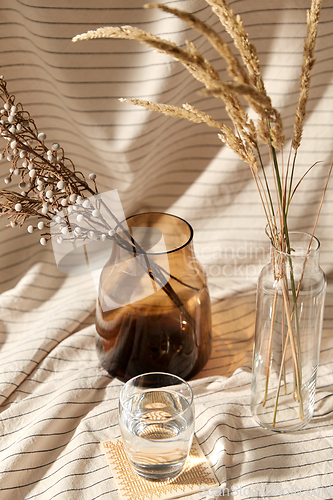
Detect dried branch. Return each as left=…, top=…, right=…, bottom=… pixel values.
left=292, top=0, right=322, bottom=150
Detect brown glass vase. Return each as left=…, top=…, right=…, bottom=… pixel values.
left=95, top=212, right=211, bottom=382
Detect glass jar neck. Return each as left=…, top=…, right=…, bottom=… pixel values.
left=271, top=232, right=320, bottom=273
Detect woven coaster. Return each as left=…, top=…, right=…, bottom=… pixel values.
left=101, top=434, right=219, bottom=500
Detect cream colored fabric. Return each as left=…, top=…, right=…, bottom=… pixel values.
left=0, top=1, right=333, bottom=498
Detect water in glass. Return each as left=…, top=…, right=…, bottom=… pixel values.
left=120, top=388, right=194, bottom=481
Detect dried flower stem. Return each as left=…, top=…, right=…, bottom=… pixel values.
left=205, top=0, right=263, bottom=88
left=145, top=2, right=249, bottom=85
left=292, top=0, right=322, bottom=150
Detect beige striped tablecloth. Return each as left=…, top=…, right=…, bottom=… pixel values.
left=0, top=1, right=333, bottom=498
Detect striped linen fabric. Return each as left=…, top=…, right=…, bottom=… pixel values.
left=0, top=0, right=333, bottom=498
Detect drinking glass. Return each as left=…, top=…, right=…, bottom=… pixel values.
left=119, top=372, right=195, bottom=481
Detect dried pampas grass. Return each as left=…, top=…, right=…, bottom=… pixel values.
left=73, top=0, right=327, bottom=245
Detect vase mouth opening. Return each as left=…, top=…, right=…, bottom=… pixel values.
left=271, top=231, right=320, bottom=258
left=116, top=212, right=194, bottom=255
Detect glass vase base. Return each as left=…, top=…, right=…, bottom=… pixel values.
left=251, top=392, right=313, bottom=433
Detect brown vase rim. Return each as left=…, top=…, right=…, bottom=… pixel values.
left=121, top=212, right=194, bottom=255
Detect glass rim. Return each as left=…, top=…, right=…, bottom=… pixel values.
left=271, top=231, right=320, bottom=258
left=119, top=371, right=194, bottom=411
left=116, top=212, right=194, bottom=256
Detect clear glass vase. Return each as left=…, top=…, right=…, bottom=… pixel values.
left=95, top=212, right=212, bottom=382
left=251, top=232, right=327, bottom=432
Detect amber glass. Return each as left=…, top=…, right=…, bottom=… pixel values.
left=95, top=212, right=212, bottom=382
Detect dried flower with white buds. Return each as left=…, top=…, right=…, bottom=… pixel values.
left=0, top=75, right=111, bottom=244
